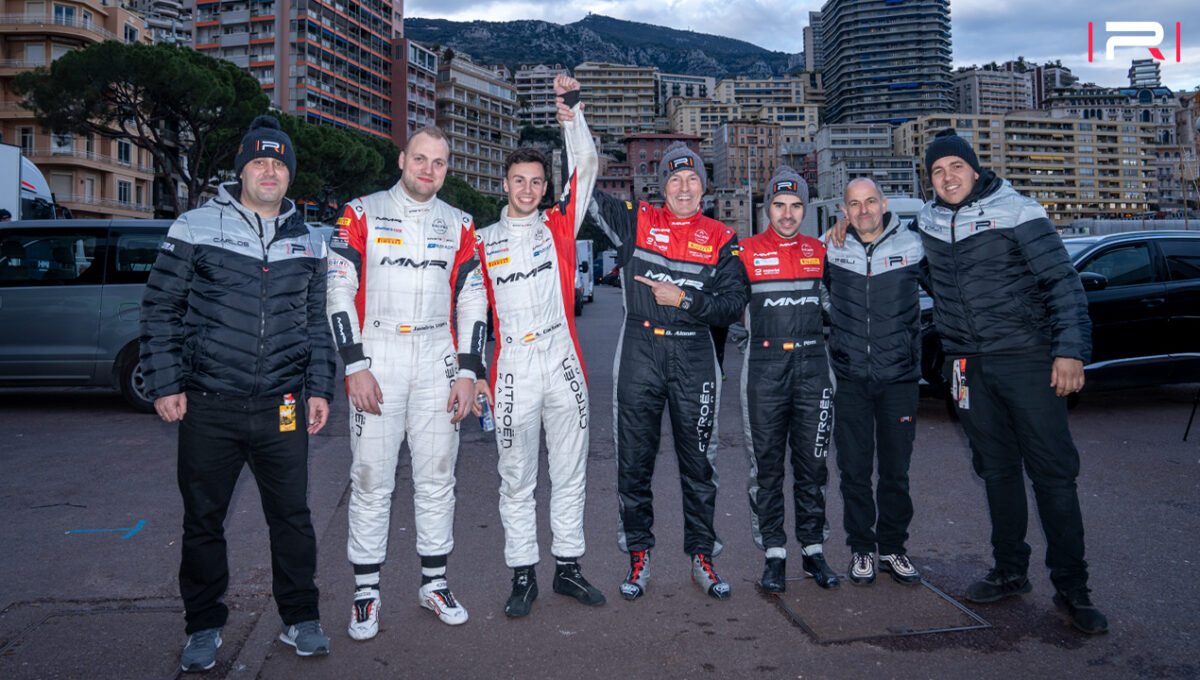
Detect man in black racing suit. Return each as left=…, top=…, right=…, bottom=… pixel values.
left=588, top=142, right=746, bottom=601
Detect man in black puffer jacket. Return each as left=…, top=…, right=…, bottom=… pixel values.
left=141, top=115, right=336, bottom=670
left=824, top=177, right=927, bottom=589
left=920, top=129, right=1106, bottom=635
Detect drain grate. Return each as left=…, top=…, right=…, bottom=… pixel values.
left=771, top=575, right=990, bottom=644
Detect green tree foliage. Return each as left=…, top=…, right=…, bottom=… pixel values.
left=270, top=113, right=394, bottom=222
left=438, top=175, right=501, bottom=226
left=518, top=125, right=564, bottom=148
left=12, top=41, right=269, bottom=212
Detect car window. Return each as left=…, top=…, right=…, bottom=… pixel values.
left=0, top=230, right=101, bottom=287
left=109, top=230, right=167, bottom=284
left=1159, top=239, right=1200, bottom=281
left=1079, top=243, right=1155, bottom=286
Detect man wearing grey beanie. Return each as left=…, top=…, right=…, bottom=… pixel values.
left=737, top=165, right=841, bottom=593
left=589, top=141, right=747, bottom=602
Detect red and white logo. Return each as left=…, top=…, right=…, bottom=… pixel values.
left=693, top=228, right=710, bottom=245
left=1088, top=21, right=1182, bottom=62
left=800, top=242, right=814, bottom=258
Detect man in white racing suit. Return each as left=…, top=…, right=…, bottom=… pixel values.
left=473, top=75, right=605, bottom=617
left=327, top=126, right=487, bottom=638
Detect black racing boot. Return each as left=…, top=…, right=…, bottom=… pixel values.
left=504, top=566, right=537, bottom=618
left=760, top=557, right=786, bottom=593
left=801, top=551, right=841, bottom=589
left=552, top=560, right=606, bottom=606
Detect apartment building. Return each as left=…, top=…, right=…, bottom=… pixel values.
left=515, top=63, right=568, bottom=128
left=192, top=0, right=404, bottom=144
left=0, top=0, right=155, bottom=218
left=897, top=113, right=1155, bottom=223
left=954, top=68, right=1033, bottom=115
left=818, top=0, right=953, bottom=124
left=435, top=54, right=518, bottom=199
left=654, top=72, right=714, bottom=115
left=1044, top=86, right=1182, bottom=208
left=814, top=123, right=911, bottom=199
left=714, top=186, right=756, bottom=240
left=392, top=38, right=437, bottom=149
left=711, top=121, right=781, bottom=196
left=574, top=62, right=656, bottom=138
left=129, top=0, right=191, bottom=44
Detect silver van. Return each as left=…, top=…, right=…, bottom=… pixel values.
left=0, top=219, right=172, bottom=411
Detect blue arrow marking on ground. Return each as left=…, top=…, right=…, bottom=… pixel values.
left=67, top=520, right=146, bottom=539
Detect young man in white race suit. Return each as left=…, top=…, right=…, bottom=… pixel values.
left=473, top=75, right=605, bottom=617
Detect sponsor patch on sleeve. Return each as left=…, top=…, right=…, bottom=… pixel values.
left=337, top=217, right=351, bottom=227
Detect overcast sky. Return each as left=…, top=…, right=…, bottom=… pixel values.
left=405, top=0, right=1199, bottom=92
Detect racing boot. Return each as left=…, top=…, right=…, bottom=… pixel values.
left=552, top=559, right=605, bottom=607
left=801, top=549, right=840, bottom=590
left=504, top=566, right=537, bottom=618
left=691, top=553, right=731, bottom=600
left=760, top=557, right=786, bottom=593
left=620, top=550, right=650, bottom=601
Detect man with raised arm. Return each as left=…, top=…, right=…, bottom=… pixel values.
left=472, top=74, right=605, bottom=618
left=327, top=125, right=488, bottom=638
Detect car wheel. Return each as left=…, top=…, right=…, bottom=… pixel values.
left=587, top=294, right=594, bottom=303
left=118, top=351, right=155, bottom=413
left=574, top=298, right=583, bottom=316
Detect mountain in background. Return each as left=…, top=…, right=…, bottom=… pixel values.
left=403, top=13, right=800, bottom=78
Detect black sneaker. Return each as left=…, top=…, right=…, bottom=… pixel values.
left=801, top=552, right=840, bottom=589
left=964, top=569, right=1032, bottom=603
left=760, top=557, right=786, bottom=593
left=620, top=550, right=650, bottom=601
left=879, top=553, right=922, bottom=585
left=691, top=553, right=731, bottom=600
left=553, top=561, right=606, bottom=606
left=504, top=566, right=537, bottom=618
left=848, top=552, right=875, bottom=586
left=1054, top=586, right=1109, bottom=634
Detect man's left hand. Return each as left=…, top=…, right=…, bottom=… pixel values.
left=306, top=397, right=329, bottom=434
left=447, top=377, right=475, bottom=424
left=1050, top=357, right=1085, bottom=397
left=633, top=275, right=685, bottom=307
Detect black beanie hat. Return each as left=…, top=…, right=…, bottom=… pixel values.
left=235, top=115, right=297, bottom=182
left=924, top=128, right=981, bottom=177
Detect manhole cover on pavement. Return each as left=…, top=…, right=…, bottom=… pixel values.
left=0, top=605, right=186, bottom=680
left=772, top=575, right=989, bottom=644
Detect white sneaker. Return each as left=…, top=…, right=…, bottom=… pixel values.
left=418, top=579, right=468, bottom=625
left=348, top=587, right=380, bottom=640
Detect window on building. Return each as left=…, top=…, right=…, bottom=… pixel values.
left=51, top=133, right=72, bottom=154
left=118, top=180, right=132, bottom=205
left=18, top=128, right=34, bottom=155
left=53, top=4, right=75, bottom=24
left=124, top=25, right=139, bottom=43
left=117, top=140, right=132, bottom=165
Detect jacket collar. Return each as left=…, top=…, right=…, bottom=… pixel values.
left=213, top=181, right=305, bottom=238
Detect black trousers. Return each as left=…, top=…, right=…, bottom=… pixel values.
left=178, top=390, right=319, bottom=634
left=742, top=346, right=833, bottom=550
left=833, top=379, right=918, bottom=555
left=615, top=326, right=722, bottom=556
left=945, top=351, right=1089, bottom=591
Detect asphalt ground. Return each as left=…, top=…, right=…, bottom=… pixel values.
left=1, top=284, right=1198, bottom=679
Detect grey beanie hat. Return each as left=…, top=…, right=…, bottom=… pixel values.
left=235, top=115, right=297, bottom=182
left=657, top=142, right=706, bottom=193
left=764, top=166, right=808, bottom=206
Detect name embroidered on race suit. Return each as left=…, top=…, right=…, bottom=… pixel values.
left=642, top=269, right=703, bottom=289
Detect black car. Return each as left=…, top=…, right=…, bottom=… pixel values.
left=921, top=230, right=1200, bottom=397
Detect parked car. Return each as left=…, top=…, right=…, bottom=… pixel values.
left=0, top=219, right=173, bottom=411
left=921, top=230, right=1200, bottom=397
